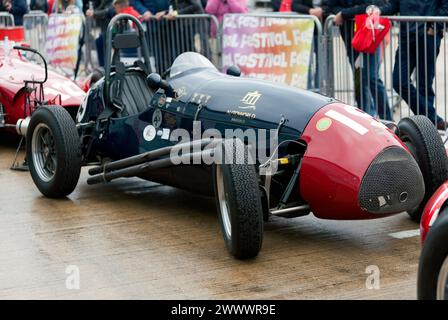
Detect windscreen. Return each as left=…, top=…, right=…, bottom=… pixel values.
left=170, top=52, right=217, bottom=78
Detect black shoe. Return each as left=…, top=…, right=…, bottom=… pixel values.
left=437, top=121, right=448, bottom=131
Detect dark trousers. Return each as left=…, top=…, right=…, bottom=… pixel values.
left=340, top=22, right=391, bottom=119
left=392, top=32, right=443, bottom=124
left=96, top=33, right=105, bottom=67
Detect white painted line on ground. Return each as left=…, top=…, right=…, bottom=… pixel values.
left=388, top=229, right=420, bottom=239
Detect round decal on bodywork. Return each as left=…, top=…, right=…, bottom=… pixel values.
left=152, top=109, right=163, bottom=128
left=143, top=125, right=156, bottom=141
left=316, top=117, right=332, bottom=132
left=158, top=94, right=167, bottom=107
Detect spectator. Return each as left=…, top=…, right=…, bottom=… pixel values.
left=329, top=0, right=391, bottom=120
left=271, top=0, right=280, bottom=11
left=292, top=0, right=330, bottom=20
left=86, top=0, right=115, bottom=66
left=378, top=0, right=448, bottom=129
left=205, top=0, right=248, bottom=37
left=113, top=0, right=140, bottom=17
left=162, top=0, right=207, bottom=62
left=130, top=0, right=169, bottom=70
left=48, top=0, right=56, bottom=13
left=166, top=0, right=204, bottom=15
left=292, top=0, right=330, bottom=90
left=56, top=0, right=83, bottom=12
left=85, top=0, right=115, bottom=31
left=30, top=0, right=49, bottom=12
left=130, top=0, right=169, bottom=20
left=0, top=0, right=28, bottom=25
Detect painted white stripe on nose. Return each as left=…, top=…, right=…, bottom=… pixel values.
left=325, top=109, right=369, bottom=135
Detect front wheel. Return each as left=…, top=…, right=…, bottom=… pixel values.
left=27, top=106, right=81, bottom=198
left=418, top=209, right=448, bottom=299
left=213, top=140, right=263, bottom=259
left=398, top=116, right=448, bottom=222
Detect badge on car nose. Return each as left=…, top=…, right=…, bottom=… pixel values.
left=316, top=117, right=332, bottom=132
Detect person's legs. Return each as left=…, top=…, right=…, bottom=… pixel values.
left=368, top=48, right=392, bottom=120
left=340, top=22, right=372, bottom=112
left=358, top=54, right=375, bottom=116
left=392, top=36, right=418, bottom=117
left=416, top=32, right=443, bottom=124
left=96, top=33, right=105, bottom=67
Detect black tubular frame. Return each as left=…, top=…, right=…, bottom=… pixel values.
left=104, top=14, right=152, bottom=106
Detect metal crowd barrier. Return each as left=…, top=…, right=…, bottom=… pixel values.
left=324, top=15, right=448, bottom=127
left=0, top=12, right=14, bottom=27
left=22, top=11, right=48, bottom=58
left=22, top=11, right=96, bottom=79
left=79, top=15, right=99, bottom=77
left=145, top=14, right=220, bottom=74
left=7, top=10, right=448, bottom=127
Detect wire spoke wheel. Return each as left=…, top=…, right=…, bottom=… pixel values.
left=32, top=123, right=57, bottom=182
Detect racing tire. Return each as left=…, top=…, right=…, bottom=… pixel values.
left=398, top=116, right=448, bottom=222
left=27, top=106, right=81, bottom=198
left=418, top=208, right=448, bottom=300
left=213, top=140, right=263, bottom=259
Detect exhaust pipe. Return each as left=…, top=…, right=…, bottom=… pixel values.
left=87, top=148, right=216, bottom=185
left=16, top=117, right=31, bottom=136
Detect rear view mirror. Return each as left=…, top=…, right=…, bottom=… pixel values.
left=147, top=73, right=174, bottom=97
left=226, top=65, right=241, bottom=77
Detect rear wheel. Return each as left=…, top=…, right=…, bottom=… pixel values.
left=27, top=106, right=81, bottom=198
left=398, top=116, right=448, bottom=222
left=418, top=209, right=448, bottom=299
left=213, top=140, right=263, bottom=259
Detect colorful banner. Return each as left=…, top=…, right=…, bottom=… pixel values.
left=46, top=14, right=82, bottom=74
left=222, top=15, right=315, bottom=89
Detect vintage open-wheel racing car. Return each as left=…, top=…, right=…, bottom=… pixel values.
left=18, top=14, right=448, bottom=259
left=0, top=36, right=86, bottom=169
left=0, top=42, right=86, bottom=132
left=418, top=171, right=448, bottom=299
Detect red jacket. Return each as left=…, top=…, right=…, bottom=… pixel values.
left=118, top=6, right=142, bottom=20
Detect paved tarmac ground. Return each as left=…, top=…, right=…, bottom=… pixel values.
left=0, top=134, right=422, bottom=299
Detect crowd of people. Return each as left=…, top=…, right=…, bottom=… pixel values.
left=271, top=0, right=448, bottom=128
left=0, top=0, right=250, bottom=25
left=1, top=0, right=447, bottom=127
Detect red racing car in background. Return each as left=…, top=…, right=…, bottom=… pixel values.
left=0, top=43, right=86, bottom=134
left=418, top=149, right=448, bottom=299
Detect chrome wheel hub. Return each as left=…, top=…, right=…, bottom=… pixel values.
left=31, top=123, right=57, bottom=182
left=216, top=165, right=231, bottom=238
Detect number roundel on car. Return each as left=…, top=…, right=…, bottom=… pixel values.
left=316, top=117, right=332, bottom=132
left=143, top=125, right=156, bottom=142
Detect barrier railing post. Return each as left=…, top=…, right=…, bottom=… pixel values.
left=22, top=11, right=48, bottom=58
left=145, top=14, right=219, bottom=75
left=0, top=12, right=14, bottom=27
left=321, top=15, right=335, bottom=97
left=323, top=15, right=448, bottom=126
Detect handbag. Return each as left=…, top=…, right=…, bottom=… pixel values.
left=279, top=0, right=292, bottom=12
left=352, top=13, right=391, bottom=54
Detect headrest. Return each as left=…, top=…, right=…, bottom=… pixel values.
left=113, top=33, right=140, bottom=49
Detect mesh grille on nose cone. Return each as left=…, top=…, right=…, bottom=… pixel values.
left=358, top=146, right=425, bottom=214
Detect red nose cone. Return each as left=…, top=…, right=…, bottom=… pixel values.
left=299, top=103, right=416, bottom=220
